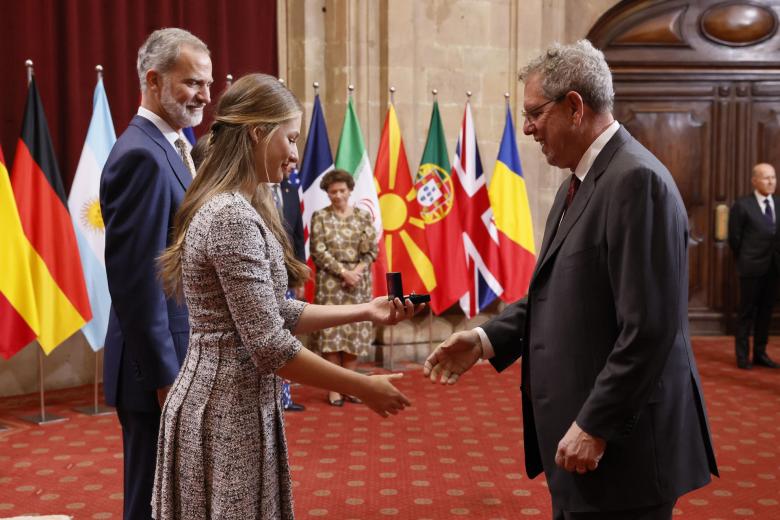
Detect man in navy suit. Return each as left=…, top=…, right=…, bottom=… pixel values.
left=424, top=40, right=717, bottom=519
left=729, top=163, right=780, bottom=370
left=100, top=28, right=212, bottom=519
left=272, top=173, right=307, bottom=411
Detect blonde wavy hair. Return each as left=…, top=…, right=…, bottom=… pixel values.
left=159, top=73, right=310, bottom=299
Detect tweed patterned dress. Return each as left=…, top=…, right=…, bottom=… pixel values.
left=310, top=206, right=377, bottom=356
left=152, top=192, right=305, bottom=520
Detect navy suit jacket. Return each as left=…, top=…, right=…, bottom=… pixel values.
left=280, top=177, right=305, bottom=263
left=728, top=193, right=780, bottom=277
left=100, top=115, right=191, bottom=412
left=483, top=127, right=717, bottom=512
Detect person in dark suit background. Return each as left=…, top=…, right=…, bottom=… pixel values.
left=100, top=28, right=212, bottom=519
left=271, top=173, right=307, bottom=411
left=424, top=40, right=717, bottom=519
left=728, top=162, right=780, bottom=370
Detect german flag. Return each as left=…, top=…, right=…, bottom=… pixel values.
left=0, top=146, right=39, bottom=358
left=10, top=77, right=91, bottom=354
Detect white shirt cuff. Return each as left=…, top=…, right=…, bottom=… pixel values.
left=475, top=327, right=495, bottom=360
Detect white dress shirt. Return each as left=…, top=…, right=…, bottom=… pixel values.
left=753, top=190, right=775, bottom=224
left=137, top=106, right=190, bottom=154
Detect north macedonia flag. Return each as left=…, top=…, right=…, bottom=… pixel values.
left=373, top=104, right=437, bottom=299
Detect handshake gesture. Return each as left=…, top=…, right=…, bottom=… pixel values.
left=422, top=330, right=483, bottom=384
left=422, top=328, right=605, bottom=475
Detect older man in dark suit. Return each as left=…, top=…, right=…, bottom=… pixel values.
left=424, top=40, right=717, bottom=519
left=729, top=162, right=780, bottom=369
left=100, top=28, right=212, bottom=519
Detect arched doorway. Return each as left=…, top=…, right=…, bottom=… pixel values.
left=588, top=0, right=780, bottom=334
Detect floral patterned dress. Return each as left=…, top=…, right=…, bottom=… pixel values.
left=310, top=206, right=378, bottom=356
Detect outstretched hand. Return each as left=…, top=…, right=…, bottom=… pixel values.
left=423, top=330, right=483, bottom=384
left=359, top=373, right=412, bottom=418
left=366, top=296, right=424, bottom=325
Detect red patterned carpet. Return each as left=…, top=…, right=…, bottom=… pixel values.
left=0, top=337, right=779, bottom=519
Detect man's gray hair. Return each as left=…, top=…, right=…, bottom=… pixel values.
left=520, top=39, right=614, bottom=114
left=137, top=28, right=210, bottom=92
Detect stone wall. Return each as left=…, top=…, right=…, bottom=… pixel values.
left=0, top=0, right=619, bottom=397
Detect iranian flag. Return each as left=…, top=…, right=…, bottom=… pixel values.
left=335, top=96, right=383, bottom=238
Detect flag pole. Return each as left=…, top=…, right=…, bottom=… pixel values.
left=226, top=73, right=233, bottom=87
left=19, top=59, right=67, bottom=426
left=71, top=65, right=114, bottom=417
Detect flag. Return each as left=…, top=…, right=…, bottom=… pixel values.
left=299, top=94, right=334, bottom=302
left=182, top=126, right=196, bottom=145
left=67, top=77, right=116, bottom=350
left=10, top=77, right=92, bottom=354
left=414, top=101, right=469, bottom=314
left=335, top=96, right=383, bottom=237
left=452, top=101, right=504, bottom=318
left=489, top=106, right=536, bottom=302
left=374, top=104, right=436, bottom=299
left=0, top=146, right=40, bottom=359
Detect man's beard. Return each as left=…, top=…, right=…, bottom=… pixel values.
left=160, top=82, right=203, bottom=129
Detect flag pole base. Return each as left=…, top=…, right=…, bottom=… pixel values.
left=72, top=405, right=114, bottom=416
left=18, top=413, right=68, bottom=425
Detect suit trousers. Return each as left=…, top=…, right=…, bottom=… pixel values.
left=736, top=265, right=779, bottom=361
left=553, top=499, right=675, bottom=520
left=117, top=406, right=161, bottom=520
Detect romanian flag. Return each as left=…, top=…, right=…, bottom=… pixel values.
left=414, top=101, right=469, bottom=314
left=488, top=106, right=535, bottom=302
left=0, top=146, right=39, bottom=359
left=374, top=104, right=436, bottom=298
left=10, top=78, right=92, bottom=354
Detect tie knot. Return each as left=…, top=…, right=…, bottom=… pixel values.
left=174, top=137, right=196, bottom=178
left=565, top=174, right=581, bottom=210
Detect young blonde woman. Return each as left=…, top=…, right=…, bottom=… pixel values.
left=153, top=73, right=419, bottom=519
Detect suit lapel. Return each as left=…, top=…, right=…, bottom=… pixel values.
left=530, top=126, right=630, bottom=287
left=131, top=115, right=192, bottom=191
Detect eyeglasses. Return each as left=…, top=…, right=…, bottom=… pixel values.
left=522, top=95, right=565, bottom=125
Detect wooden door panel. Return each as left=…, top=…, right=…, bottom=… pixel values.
left=614, top=101, right=713, bottom=311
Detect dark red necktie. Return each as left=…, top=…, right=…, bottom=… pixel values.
left=564, top=174, right=581, bottom=211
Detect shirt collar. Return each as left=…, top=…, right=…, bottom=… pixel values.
left=137, top=106, right=188, bottom=151
left=572, top=120, right=620, bottom=182
left=754, top=190, right=774, bottom=207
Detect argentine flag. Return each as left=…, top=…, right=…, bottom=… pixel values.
left=67, top=78, right=116, bottom=351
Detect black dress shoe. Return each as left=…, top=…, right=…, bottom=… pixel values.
left=737, top=359, right=752, bottom=370
left=284, top=402, right=306, bottom=412
left=328, top=398, right=344, bottom=407
left=754, top=354, right=779, bottom=368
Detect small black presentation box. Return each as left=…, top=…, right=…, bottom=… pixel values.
left=385, top=272, right=431, bottom=304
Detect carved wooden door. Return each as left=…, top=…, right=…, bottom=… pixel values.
left=589, top=0, right=780, bottom=333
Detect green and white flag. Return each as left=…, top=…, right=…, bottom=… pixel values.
left=335, top=96, right=383, bottom=238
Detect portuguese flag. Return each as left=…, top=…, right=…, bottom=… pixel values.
left=415, top=101, right=469, bottom=314
left=10, top=77, right=91, bottom=354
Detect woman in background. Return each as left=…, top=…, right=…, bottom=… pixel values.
left=153, top=73, right=417, bottom=519
left=310, top=169, right=378, bottom=406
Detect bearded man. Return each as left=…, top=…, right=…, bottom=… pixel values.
left=100, top=28, right=212, bottom=520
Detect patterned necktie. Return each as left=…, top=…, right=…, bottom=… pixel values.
left=174, top=137, right=196, bottom=178
left=564, top=174, right=581, bottom=211
left=764, top=198, right=774, bottom=226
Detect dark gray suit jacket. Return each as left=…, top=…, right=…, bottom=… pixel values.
left=482, top=126, right=718, bottom=512
left=728, top=193, right=780, bottom=277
